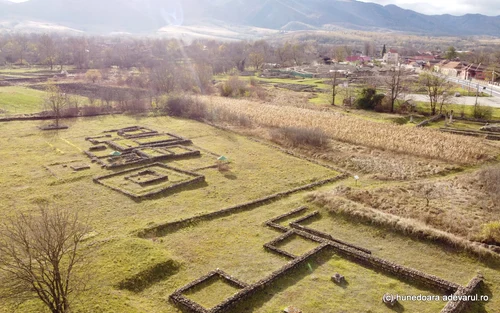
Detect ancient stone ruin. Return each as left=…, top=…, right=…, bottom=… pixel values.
left=168, top=207, right=484, bottom=313
left=331, top=273, right=345, bottom=284
left=86, top=126, right=214, bottom=199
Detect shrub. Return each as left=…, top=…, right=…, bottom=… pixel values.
left=62, top=107, right=79, bottom=118
left=219, top=76, right=250, bottom=97
left=81, top=105, right=101, bottom=116
left=249, top=77, right=259, bottom=86
left=472, top=104, right=493, bottom=120
left=478, top=165, right=500, bottom=203
left=270, top=126, right=328, bottom=148
left=480, top=222, right=500, bottom=245
left=355, top=88, right=385, bottom=110
left=164, top=95, right=207, bottom=121
left=163, top=95, right=186, bottom=116
left=126, top=99, right=149, bottom=113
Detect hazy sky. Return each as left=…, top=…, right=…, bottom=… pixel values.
left=360, top=0, right=500, bottom=16
left=5, top=0, right=500, bottom=16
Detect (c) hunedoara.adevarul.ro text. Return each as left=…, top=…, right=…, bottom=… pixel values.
left=383, top=294, right=489, bottom=302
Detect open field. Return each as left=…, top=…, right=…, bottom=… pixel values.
left=0, top=86, right=51, bottom=114
left=0, top=112, right=500, bottom=313
left=0, top=85, right=93, bottom=115
left=1, top=59, right=500, bottom=313
left=0, top=114, right=498, bottom=313
left=0, top=66, right=64, bottom=74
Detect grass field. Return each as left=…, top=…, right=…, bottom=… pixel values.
left=0, top=114, right=498, bottom=313
left=0, top=65, right=74, bottom=74
left=0, top=85, right=95, bottom=115
left=414, top=101, right=500, bottom=119
left=0, top=86, right=50, bottom=114
left=1, top=61, right=500, bottom=313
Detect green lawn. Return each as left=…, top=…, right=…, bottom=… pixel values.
left=0, top=86, right=49, bottom=114
left=0, top=85, right=92, bottom=115
left=0, top=65, right=73, bottom=74
left=414, top=101, right=500, bottom=120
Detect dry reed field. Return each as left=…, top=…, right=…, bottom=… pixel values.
left=311, top=177, right=499, bottom=241
left=306, top=190, right=499, bottom=259
left=266, top=138, right=461, bottom=180
left=201, top=96, right=493, bottom=164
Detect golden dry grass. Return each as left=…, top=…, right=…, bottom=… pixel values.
left=306, top=191, right=499, bottom=260
left=319, top=172, right=500, bottom=240
left=200, top=96, right=493, bottom=164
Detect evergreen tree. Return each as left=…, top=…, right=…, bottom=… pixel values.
left=445, top=46, right=458, bottom=60
left=381, top=44, right=387, bottom=57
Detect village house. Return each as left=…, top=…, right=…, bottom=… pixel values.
left=383, top=49, right=399, bottom=64
left=459, top=63, right=488, bottom=80
left=346, top=55, right=372, bottom=64
left=440, top=61, right=464, bottom=77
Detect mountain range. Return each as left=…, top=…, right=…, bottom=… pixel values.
left=0, top=0, right=499, bottom=36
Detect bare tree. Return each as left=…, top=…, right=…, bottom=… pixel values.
left=276, top=42, right=293, bottom=67
left=149, top=61, right=176, bottom=95
left=363, top=41, right=374, bottom=56
left=419, top=72, right=453, bottom=115
left=249, top=52, right=265, bottom=70
left=0, top=206, right=90, bottom=313
left=329, top=69, right=339, bottom=106
left=39, top=35, right=56, bottom=70
left=334, top=46, right=347, bottom=62
left=43, top=84, right=69, bottom=128
left=85, top=69, right=102, bottom=83
left=17, top=34, right=29, bottom=65
left=339, top=83, right=354, bottom=106
left=383, top=66, right=408, bottom=113
left=412, top=184, right=444, bottom=207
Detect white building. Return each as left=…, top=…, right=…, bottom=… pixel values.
left=383, top=52, right=399, bottom=64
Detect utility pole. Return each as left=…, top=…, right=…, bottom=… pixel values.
left=491, top=69, right=499, bottom=96
left=330, top=69, right=338, bottom=106
left=492, top=70, right=495, bottom=96
left=475, top=83, right=479, bottom=107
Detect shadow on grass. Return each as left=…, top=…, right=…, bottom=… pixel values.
left=334, top=279, right=349, bottom=289
left=225, top=249, right=335, bottom=313
left=386, top=301, right=405, bottom=312
left=223, top=173, right=238, bottom=180
left=117, top=259, right=180, bottom=293
left=467, top=283, right=493, bottom=313
left=297, top=211, right=322, bottom=226
left=134, top=180, right=209, bottom=203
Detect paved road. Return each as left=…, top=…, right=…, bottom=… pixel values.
left=408, top=94, right=500, bottom=108
left=446, top=76, right=500, bottom=98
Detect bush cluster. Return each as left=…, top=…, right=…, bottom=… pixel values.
left=162, top=95, right=208, bottom=121
left=219, top=76, right=267, bottom=100
left=480, top=222, right=500, bottom=245
left=270, top=126, right=328, bottom=148
left=472, top=103, right=493, bottom=120
left=355, top=88, right=385, bottom=110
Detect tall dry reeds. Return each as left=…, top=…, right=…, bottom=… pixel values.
left=307, top=191, right=499, bottom=260
left=199, top=96, right=492, bottom=164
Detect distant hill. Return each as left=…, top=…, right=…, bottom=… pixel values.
left=0, top=0, right=499, bottom=36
